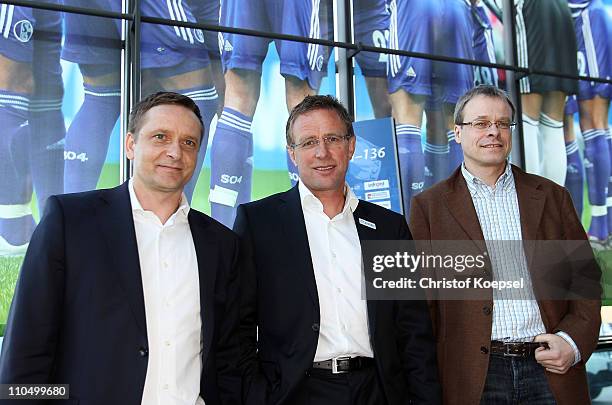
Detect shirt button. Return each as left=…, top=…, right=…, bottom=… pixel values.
left=342, top=325, right=347, bottom=331
left=312, top=323, right=320, bottom=332
left=336, top=287, right=342, bottom=293
left=138, top=347, right=148, bottom=357
left=482, top=306, right=491, bottom=315
left=480, top=346, right=489, bottom=354
left=163, top=261, right=169, bottom=268
left=331, top=252, right=336, bottom=259
left=163, top=384, right=169, bottom=390
left=165, top=341, right=171, bottom=347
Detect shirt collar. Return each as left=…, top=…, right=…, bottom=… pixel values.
left=128, top=178, right=190, bottom=219
left=461, top=161, right=514, bottom=193
left=298, top=181, right=359, bottom=215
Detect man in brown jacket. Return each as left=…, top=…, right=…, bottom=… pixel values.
left=409, top=85, right=601, bottom=404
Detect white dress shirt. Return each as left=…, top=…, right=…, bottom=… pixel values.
left=129, top=180, right=205, bottom=405
left=299, top=182, right=374, bottom=361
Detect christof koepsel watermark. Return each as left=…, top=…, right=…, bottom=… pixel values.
left=372, top=277, right=525, bottom=291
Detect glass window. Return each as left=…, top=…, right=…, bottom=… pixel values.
left=517, top=0, right=612, bottom=252
left=0, top=8, right=124, bottom=335
left=63, top=0, right=123, bottom=14
left=586, top=337, right=612, bottom=402
left=140, top=0, right=335, bottom=43
left=353, top=47, right=510, bottom=217
left=354, top=0, right=504, bottom=66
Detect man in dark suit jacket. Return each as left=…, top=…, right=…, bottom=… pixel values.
left=234, top=95, right=440, bottom=405
left=0, top=92, right=241, bottom=404
left=409, top=85, right=601, bottom=404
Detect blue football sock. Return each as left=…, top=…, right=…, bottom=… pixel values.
left=424, top=141, right=449, bottom=189
left=447, top=130, right=462, bottom=174
left=210, top=108, right=253, bottom=228
left=564, top=140, right=583, bottom=216
left=606, top=129, right=612, bottom=236
left=396, top=124, right=424, bottom=218
left=29, top=93, right=65, bottom=214
left=0, top=90, right=35, bottom=249
left=583, top=129, right=610, bottom=240
left=181, top=86, right=219, bottom=201
left=64, top=83, right=120, bottom=193
left=286, top=151, right=299, bottom=187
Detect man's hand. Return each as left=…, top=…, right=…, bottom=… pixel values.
left=533, top=334, right=575, bottom=374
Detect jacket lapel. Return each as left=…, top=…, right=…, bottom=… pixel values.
left=96, top=182, right=147, bottom=338
left=443, top=168, right=486, bottom=242
left=512, top=165, right=545, bottom=270
left=352, top=203, right=378, bottom=335
left=513, top=165, right=545, bottom=241
left=281, top=186, right=319, bottom=310
left=188, top=213, right=216, bottom=364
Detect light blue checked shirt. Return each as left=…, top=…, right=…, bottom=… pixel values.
left=461, top=162, right=580, bottom=363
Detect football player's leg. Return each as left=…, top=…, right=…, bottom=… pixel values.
left=423, top=109, right=449, bottom=189
left=63, top=68, right=120, bottom=193
left=563, top=102, right=583, bottom=217
left=29, top=10, right=65, bottom=213
left=0, top=5, right=37, bottom=253
left=539, top=91, right=567, bottom=185
left=578, top=95, right=611, bottom=241
left=0, top=55, right=34, bottom=253
left=389, top=90, right=426, bottom=217
left=210, top=68, right=259, bottom=228
left=431, top=0, right=473, bottom=178
left=62, top=4, right=121, bottom=193
left=387, top=0, right=434, bottom=215
left=521, top=93, right=543, bottom=176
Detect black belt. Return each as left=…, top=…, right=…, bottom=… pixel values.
left=490, top=341, right=549, bottom=358
left=311, top=356, right=375, bottom=374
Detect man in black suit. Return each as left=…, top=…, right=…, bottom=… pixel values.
left=234, top=95, right=440, bottom=405
left=0, top=92, right=241, bottom=404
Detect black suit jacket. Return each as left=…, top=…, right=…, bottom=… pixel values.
left=233, top=185, right=440, bottom=405
left=0, top=182, right=241, bottom=405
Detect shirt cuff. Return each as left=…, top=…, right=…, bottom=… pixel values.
left=556, top=331, right=581, bottom=365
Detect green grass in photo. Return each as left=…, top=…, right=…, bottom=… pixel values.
left=188, top=168, right=291, bottom=215
left=0, top=255, right=23, bottom=334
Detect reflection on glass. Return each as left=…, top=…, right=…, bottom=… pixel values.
left=0, top=4, right=65, bottom=334
left=586, top=321, right=612, bottom=401
left=216, top=0, right=333, bottom=38
left=568, top=0, right=612, bottom=248
left=0, top=3, right=123, bottom=333
left=139, top=0, right=222, bottom=204
left=515, top=0, right=578, bottom=195
left=385, top=0, right=473, bottom=216
left=62, top=1, right=122, bottom=194
left=0, top=4, right=64, bottom=258
left=208, top=3, right=334, bottom=228
left=353, top=0, right=392, bottom=119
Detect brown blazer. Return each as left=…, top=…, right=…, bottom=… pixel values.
left=409, top=164, right=601, bottom=405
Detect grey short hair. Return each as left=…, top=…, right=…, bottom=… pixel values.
left=453, top=85, right=516, bottom=124
left=285, top=95, right=354, bottom=145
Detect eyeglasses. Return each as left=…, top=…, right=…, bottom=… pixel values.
left=290, top=134, right=353, bottom=151
left=459, top=120, right=516, bottom=130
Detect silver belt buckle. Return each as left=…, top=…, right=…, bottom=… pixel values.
left=504, top=342, right=522, bottom=357
left=331, top=356, right=351, bottom=374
